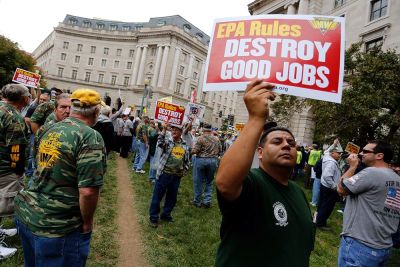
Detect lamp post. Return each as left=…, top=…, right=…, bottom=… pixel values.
left=140, top=79, right=149, bottom=117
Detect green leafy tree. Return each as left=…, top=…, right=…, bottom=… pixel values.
left=0, top=35, right=46, bottom=88
left=270, top=44, right=400, bottom=160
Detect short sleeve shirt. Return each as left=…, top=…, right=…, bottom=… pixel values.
left=216, top=168, right=315, bottom=267
left=163, top=141, right=185, bottom=176
left=30, top=102, right=55, bottom=126
left=342, top=167, right=400, bottom=248
left=0, top=102, right=29, bottom=176
left=15, top=117, right=106, bottom=237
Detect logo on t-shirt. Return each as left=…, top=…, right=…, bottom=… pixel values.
left=273, top=201, right=288, bottom=227
left=385, top=187, right=400, bottom=211
left=171, top=146, right=185, bottom=159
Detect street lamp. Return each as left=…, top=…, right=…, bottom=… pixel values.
left=140, top=79, right=149, bottom=117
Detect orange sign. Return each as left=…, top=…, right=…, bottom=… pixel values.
left=345, top=142, right=360, bottom=154
left=235, top=123, right=245, bottom=131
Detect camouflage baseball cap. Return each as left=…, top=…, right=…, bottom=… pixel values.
left=71, top=89, right=101, bottom=107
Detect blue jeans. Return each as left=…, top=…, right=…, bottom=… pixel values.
left=338, top=236, right=391, bottom=267
left=149, top=173, right=181, bottom=222
left=133, top=140, right=148, bottom=170
left=311, top=178, right=321, bottom=205
left=148, top=155, right=157, bottom=182
left=14, top=217, right=92, bottom=267
left=193, top=157, right=218, bottom=205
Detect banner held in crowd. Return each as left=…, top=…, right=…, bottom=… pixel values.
left=12, top=68, right=41, bottom=88
left=203, top=15, right=345, bottom=103
left=183, top=102, right=206, bottom=125
left=154, top=101, right=185, bottom=127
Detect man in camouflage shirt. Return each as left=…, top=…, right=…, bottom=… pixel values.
left=15, top=88, right=106, bottom=266
left=133, top=115, right=150, bottom=173
left=149, top=122, right=189, bottom=228
left=191, top=123, right=221, bottom=208
left=0, top=84, right=30, bottom=259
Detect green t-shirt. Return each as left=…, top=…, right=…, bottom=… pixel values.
left=44, top=112, right=56, bottom=125
left=30, top=101, right=55, bottom=126
left=0, top=102, right=29, bottom=176
left=136, top=123, right=148, bottom=142
left=163, top=141, right=185, bottom=176
left=216, top=168, right=315, bottom=267
left=15, top=117, right=106, bottom=237
left=308, top=150, right=322, bottom=166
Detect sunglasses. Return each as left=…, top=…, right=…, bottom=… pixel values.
left=362, top=149, right=375, bottom=154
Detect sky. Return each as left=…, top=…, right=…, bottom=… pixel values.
left=0, top=0, right=251, bottom=53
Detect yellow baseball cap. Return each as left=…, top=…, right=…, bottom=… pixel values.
left=71, top=89, right=101, bottom=107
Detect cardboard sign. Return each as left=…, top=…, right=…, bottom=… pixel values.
left=345, top=142, right=360, bottom=154
left=183, top=103, right=206, bottom=124
left=203, top=15, right=345, bottom=103
left=235, top=123, right=245, bottom=131
left=154, top=101, right=185, bottom=127
left=12, top=68, right=41, bottom=88
left=123, top=107, right=131, bottom=115
left=159, top=96, right=173, bottom=103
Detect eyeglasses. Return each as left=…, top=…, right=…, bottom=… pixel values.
left=362, top=149, right=375, bottom=154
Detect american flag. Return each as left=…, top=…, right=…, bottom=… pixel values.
left=385, top=187, right=400, bottom=210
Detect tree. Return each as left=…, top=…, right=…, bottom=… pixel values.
left=0, top=35, right=45, bottom=88
left=270, top=44, right=400, bottom=161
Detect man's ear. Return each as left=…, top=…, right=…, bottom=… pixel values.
left=257, top=146, right=263, bottom=160
left=376, top=153, right=384, bottom=161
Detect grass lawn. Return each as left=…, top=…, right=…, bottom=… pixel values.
left=0, top=154, right=119, bottom=266
left=130, top=161, right=400, bottom=267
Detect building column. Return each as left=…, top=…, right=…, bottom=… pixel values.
left=157, top=45, right=170, bottom=88
left=196, top=62, right=206, bottom=102
left=287, top=4, right=296, bottom=14
left=168, top=47, right=181, bottom=91
left=151, top=45, right=163, bottom=87
left=183, top=55, right=195, bottom=96
left=298, top=0, right=309, bottom=14
left=131, top=45, right=142, bottom=86
left=136, top=45, right=148, bottom=85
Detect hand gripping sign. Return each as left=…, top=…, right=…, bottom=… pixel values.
left=154, top=101, right=185, bottom=127
left=12, top=68, right=41, bottom=88
left=203, top=15, right=345, bottom=103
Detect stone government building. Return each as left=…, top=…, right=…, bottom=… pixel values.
left=234, top=0, right=400, bottom=145
left=33, top=14, right=238, bottom=127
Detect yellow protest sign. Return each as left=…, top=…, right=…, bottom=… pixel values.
left=235, top=123, right=245, bottom=131
left=345, top=142, right=360, bottom=154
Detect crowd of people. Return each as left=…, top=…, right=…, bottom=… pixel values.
left=0, top=80, right=399, bottom=267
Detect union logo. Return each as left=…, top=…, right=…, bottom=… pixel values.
left=37, top=132, right=62, bottom=169
left=310, top=17, right=338, bottom=35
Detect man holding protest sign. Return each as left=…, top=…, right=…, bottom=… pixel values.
left=215, top=79, right=315, bottom=267
left=148, top=122, right=189, bottom=228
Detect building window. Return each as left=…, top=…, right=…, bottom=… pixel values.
left=179, top=65, right=185, bottom=75
left=77, top=44, right=83, bottom=52
left=182, top=52, right=188, bottom=63
left=201, top=92, right=207, bottom=102
left=75, top=55, right=80, bottom=63
left=183, top=24, right=191, bottom=33
left=110, top=24, right=117, bottom=31
left=101, top=59, right=107, bottom=67
left=111, top=75, right=117, bottom=85
left=334, top=0, right=346, bottom=8
left=126, top=62, right=132, bottom=69
left=104, top=47, right=109, bottom=55
left=129, top=49, right=135, bottom=57
left=370, top=0, right=388, bottom=21
left=57, top=67, right=64, bottom=77
left=135, top=25, right=143, bottom=30
left=195, top=33, right=203, bottom=40
left=72, top=70, right=77, bottom=80
left=157, top=20, right=166, bottom=26
left=97, top=23, right=105, bottom=29
left=175, top=82, right=182, bottom=93
left=150, top=47, right=157, bottom=56
left=365, top=37, right=383, bottom=51
left=116, top=49, right=122, bottom=56
left=68, top=18, right=78, bottom=25
left=63, top=41, right=69, bottom=49
left=123, top=76, right=130, bottom=86
left=90, top=46, right=96, bottom=53
left=122, top=25, right=131, bottom=31
left=192, top=72, right=198, bottom=80
left=195, top=59, right=201, bottom=69
left=85, top=72, right=91, bottom=82
left=60, top=53, right=66, bottom=61
left=98, top=74, right=104, bottom=83
left=114, top=60, right=120, bottom=68
left=83, top=21, right=91, bottom=28
left=88, top=57, right=94, bottom=66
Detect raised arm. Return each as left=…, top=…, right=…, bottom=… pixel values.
left=216, top=79, right=275, bottom=201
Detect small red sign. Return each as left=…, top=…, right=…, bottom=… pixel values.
left=12, top=68, right=41, bottom=88
left=154, top=101, right=185, bottom=127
